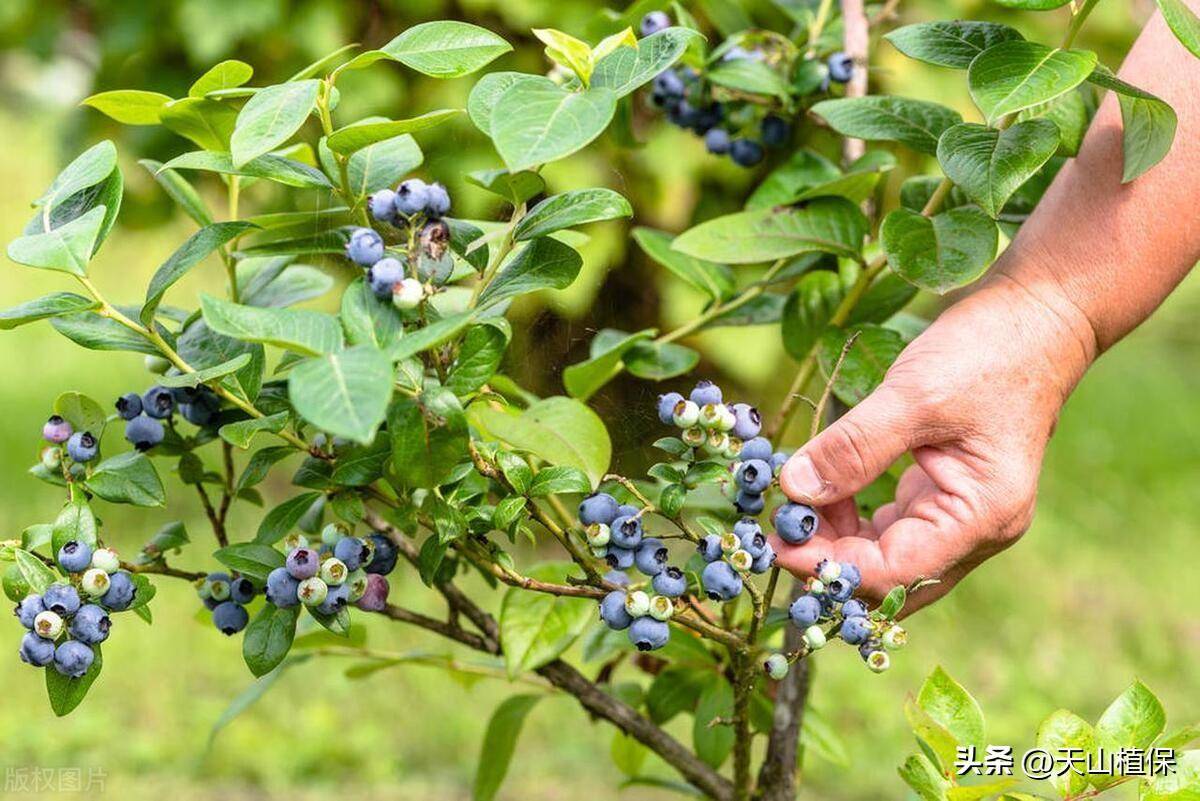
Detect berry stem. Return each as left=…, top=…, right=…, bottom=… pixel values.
left=304, top=644, right=556, bottom=689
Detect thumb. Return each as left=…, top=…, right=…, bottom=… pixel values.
left=780, top=386, right=915, bottom=505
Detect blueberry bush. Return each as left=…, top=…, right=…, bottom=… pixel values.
left=3, top=2, right=1199, bottom=800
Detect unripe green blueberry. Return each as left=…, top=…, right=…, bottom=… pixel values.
left=196, top=579, right=212, bottom=601
left=80, top=568, right=111, bottom=597
left=729, top=549, right=753, bottom=572
left=590, top=545, right=609, bottom=559
left=282, top=532, right=309, bottom=551
left=319, top=557, right=348, bottom=586
left=40, top=446, right=62, bottom=470
left=90, top=547, right=120, bottom=574
left=681, top=426, right=706, bottom=447
left=208, top=577, right=231, bottom=602
left=648, top=595, right=674, bottom=621
left=719, top=532, right=741, bottom=555
left=672, top=399, right=700, bottom=428
left=298, top=576, right=329, bottom=606
left=806, top=578, right=825, bottom=595
left=764, top=653, right=789, bottom=680
left=624, top=590, right=651, bottom=618
left=392, top=277, right=424, bottom=310
left=723, top=437, right=743, bottom=460
left=866, top=650, right=891, bottom=673
left=704, top=430, right=730, bottom=454
left=586, top=522, right=611, bottom=548
left=346, top=569, right=369, bottom=603
left=803, top=625, right=826, bottom=651
left=698, top=403, right=723, bottom=429
left=321, top=523, right=346, bottom=546
left=716, top=405, right=737, bottom=433
left=34, top=610, right=64, bottom=640
left=882, top=625, right=907, bottom=651
left=144, top=355, right=171, bottom=374
left=816, top=559, right=842, bottom=583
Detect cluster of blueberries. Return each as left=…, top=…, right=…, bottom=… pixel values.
left=196, top=571, right=257, bottom=635
left=264, top=526, right=395, bottom=616
left=41, top=415, right=98, bottom=467
left=641, top=10, right=855, bottom=167
left=343, top=177, right=455, bottom=309
left=14, top=541, right=137, bottom=677
left=117, top=384, right=220, bottom=451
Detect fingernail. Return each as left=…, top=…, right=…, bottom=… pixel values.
left=784, top=454, right=827, bottom=502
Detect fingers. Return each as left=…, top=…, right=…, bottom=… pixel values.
left=779, top=386, right=916, bottom=507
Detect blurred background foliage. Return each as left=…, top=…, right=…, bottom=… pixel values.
left=1, top=0, right=1197, bottom=799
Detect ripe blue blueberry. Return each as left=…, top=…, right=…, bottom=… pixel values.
left=736, top=527, right=768, bottom=560
left=229, top=576, right=256, bottom=605
left=603, top=570, right=630, bottom=587
left=604, top=546, right=635, bottom=571
left=826, top=577, right=854, bottom=603
left=652, top=566, right=687, bottom=597
left=789, top=595, right=822, bottom=628
left=859, top=638, right=882, bottom=660
left=101, top=571, right=136, bottom=611
left=180, top=389, right=221, bottom=427
left=653, top=70, right=686, bottom=99
left=600, top=590, right=633, bottom=630
left=628, top=616, right=670, bottom=651
left=689, top=380, right=722, bottom=407
left=365, top=534, right=398, bottom=575
left=770, top=451, right=789, bottom=474
left=839, top=615, right=872, bottom=645
left=15, top=594, right=44, bottom=628
left=69, top=604, right=111, bottom=645
left=609, top=515, right=644, bottom=549
left=828, top=51, right=853, bottom=83
left=346, top=227, right=385, bottom=266
left=617, top=504, right=639, bottom=518
left=761, top=115, right=791, bottom=147
left=698, top=535, right=723, bottom=563
left=124, top=414, right=164, bottom=451
left=734, top=490, right=764, bottom=516
left=578, top=493, right=620, bottom=527
left=729, top=403, right=761, bottom=440
left=334, top=537, right=369, bottom=572
left=704, top=128, right=731, bottom=155
left=701, top=561, right=743, bottom=601
left=842, top=599, right=869, bottom=618
left=66, top=431, right=98, bottom=463
left=367, top=257, right=406, bottom=298
left=730, top=139, right=765, bottom=167
left=43, top=584, right=81, bottom=617
left=741, top=437, right=773, bottom=462
left=689, top=104, right=722, bottom=135
left=57, top=541, right=92, bottom=573
left=19, top=631, right=56, bottom=667
left=751, top=544, right=777, bottom=574
left=265, top=567, right=300, bottom=608
left=286, top=547, right=321, bottom=580
left=369, top=189, right=398, bottom=223
left=657, top=392, right=684, bottom=425
left=42, top=415, right=73, bottom=444
left=425, top=183, right=451, bottom=216
left=355, top=573, right=390, bottom=611
left=774, top=502, right=819, bottom=545
left=212, top=601, right=249, bottom=635
left=639, top=10, right=671, bottom=36
left=733, top=517, right=761, bottom=540
left=53, top=640, right=95, bottom=678
left=141, top=385, right=176, bottom=420
left=394, top=179, right=430, bottom=216
left=115, top=392, right=143, bottom=420
left=634, top=538, right=668, bottom=576
left=735, top=459, right=773, bottom=494
left=840, top=562, right=862, bottom=589
left=317, top=582, right=351, bottom=615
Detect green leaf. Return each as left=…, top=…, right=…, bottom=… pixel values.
left=6, top=206, right=106, bottom=276
left=51, top=497, right=98, bottom=555
left=810, top=96, right=962, bottom=155
left=1158, top=0, right=1200, bottom=58
left=1018, top=89, right=1088, bottom=157
left=747, top=150, right=842, bottom=210
left=918, top=666, right=986, bottom=750
left=1035, top=710, right=1095, bottom=797
left=782, top=271, right=843, bottom=361
left=708, top=58, right=790, bottom=100
left=391, top=312, right=475, bottom=361
left=255, top=492, right=322, bottom=544
left=885, top=22, right=1024, bottom=69
left=289, top=346, right=394, bottom=444
left=320, top=132, right=424, bottom=197
left=289, top=43, right=361, bottom=82
left=905, top=695, right=960, bottom=775
left=469, top=396, right=611, bottom=486
left=672, top=198, right=868, bottom=264
left=138, top=159, right=213, bottom=227
left=142, top=221, right=256, bottom=325
left=1140, top=750, right=1200, bottom=800
left=499, top=562, right=592, bottom=676
left=85, top=452, right=166, bottom=507
left=158, top=354, right=252, bottom=390
left=160, top=96, right=238, bottom=151
left=230, top=80, right=320, bottom=168
left=624, top=341, right=700, bottom=381
left=967, top=41, right=1097, bottom=123
left=1096, top=680, right=1166, bottom=753
left=897, top=753, right=951, bottom=801
left=219, top=411, right=289, bottom=449
left=464, top=169, right=546, bottom=205
left=447, top=324, right=507, bottom=396
left=879, top=585, right=907, bottom=618
left=1089, top=67, right=1178, bottom=183
left=936, top=120, right=1060, bottom=218
left=533, top=28, right=595, bottom=84
left=177, top=320, right=266, bottom=401
left=818, top=324, right=904, bottom=406
left=15, top=549, right=58, bottom=594
left=991, top=0, right=1070, bottom=7
left=848, top=272, right=917, bottom=326
left=473, top=695, right=542, bottom=801
left=491, top=79, right=617, bottom=172
left=189, top=60, right=254, bottom=97
left=82, top=90, right=173, bottom=125
left=34, top=140, right=118, bottom=216
left=389, top=388, right=470, bottom=488
left=340, top=277, right=405, bottom=356
left=51, top=312, right=160, bottom=356
left=478, top=236, right=583, bottom=307
left=215, top=543, right=285, bottom=583
left=201, top=294, right=343, bottom=356
left=326, top=110, right=461, bottom=155
left=242, top=604, right=300, bottom=677
left=0, top=293, right=98, bottom=330
left=881, top=207, right=998, bottom=293
left=160, top=150, right=332, bottom=189
left=694, top=676, right=735, bottom=768
left=237, top=446, right=294, bottom=492
left=382, top=21, right=511, bottom=78
left=591, top=27, right=702, bottom=97
left=45, top=644, right=102, bottom=717
left=632, top=227, right=734, bottom=300
left=467, top=72, right=545, bottom=137
left=513, top=189, right=632, bottom=241
left=563, top=328, right=655, bottom=399
left=529, top=465, right=593, bottom=496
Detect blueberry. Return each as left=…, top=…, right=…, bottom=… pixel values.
left=866, top=650, right=891, bottom=673
left=761, top=115, right=791, bottom=148
left=229, top=576, right=256, bottom=605
left=764, top=653, right=789, bottom=679
left=346, top=570, right=369, bottom=603
left=736, top=524, right=768, bottom=559
left=66, top=431, right=98, bottom=463
left=639, top=10, right=671, bottom=36
left=317, top=582, right=351, bottom=615
left=43, top=584, right=81, bottom=617
left=603, top=570, right=630, bottom=587
left=578, top=493, right=620, bottom=527
left=69, top=604, right=111, bottom=645
left=365, top=535, right=398, bottom=575
left=394, top=179, right=430, bottom=216
left=355, top=573, right=390, bottom=611
left=609, top=515, right=644, bottom=549
left=689, top=380, right=722, bottom=407
left=652, top=566, right=687, bottom=597
left=842, top=599, right=869, bottom=618
left=600, top=591, right=633, bottom=630
left=628, top=616, right=670, bottom=651
left=334, top=537, right=369, bottom=572
left=319, top=557, right=349, bottom=586
left=649, top=595, right=674, bottom=621
left=668, top=99, right=698, bottom=129
left=101, top=571, right=136, bottom=611
left=703, top=128, right=731, bottom=154
left=774, top=503, right=819, bottom=545
left=770, top=451, right=789, bottom=474
left=839, top=615, right=872, bottom=645
left=652, top=70, right=686, bottom=98
left=138, top=385, right=174, bottom=419
left=34, top=610, right=64, bottom=639
left=262, top=568, right=299, bottom=609
left=690, top=104, right=723, bottom=135
left=701, top=561, right=743, bottom=601
left=180, top=389, right=221, bottom=427
left=53, top=640, right=95, bottom=678
left=816, top=559, right=842, bottom=583
left=858, top=638, right=882, bottom=660
left=15, top=595, right=44, bottom=629
left=673, top=400, right=701, bottom=429
left=42, top=415, right=73, bottom=444
left=634, top=538, right=668, bottom=576
left=735, top=459, right=773, bottom=494
left=19, top=631, right=56, bottom=667
left=828, top=51, right=854, bottom=83
left=89, top=548, right=119, bottom=574
left=735, top=490, right=764, bottom=516
left=728, top=403, right=761, bottom=441
left=346, top=227, right=385, bottom=266
left=751, top=544, right=777, bottom=573
left=882, top=625, right=908, bottom=651
left=741, top=437, right=772, bottom=462
left=367, top=257, right=406, bottom=298
left=789, top=595, right=822, bottom=628
left=80, top=568, right=111, bottom=598
left=115, top=393, right=143, bottom=420
left=826, top=577, right=854, bottom=603
left=40, top=446, right=61, bottom=471
left=656, top=392, right=685, bottom=425
left=585, top=523, right=611, bottom=548
left=212, top=601, right=249, bottom=635
left=206, top=572, right=232, bottom=602
left=57, top=540, right=93, bottom=573
left=698, top=535, right=723, bottom=563
left=730, top=139, right=765, bottom=167
left=840, top=562, right=862, bottom=589
left=604, top=546, right=635, bottom=571
left=617, top=504, right=639, bottom=518
left=369, top=189, right=398, bottom=223
left=425, top=182, right=451, bottom=216
left=392, top=277, right=425, bottom=310
left=124, top=414, right=164, bottom=451
left=803, top=625, right=827, bottom=651
left=144, top=355, right=171, bottom=374
left=286, top=547, right=321, bottom=580
left=298, top=576, right=328, bottom=607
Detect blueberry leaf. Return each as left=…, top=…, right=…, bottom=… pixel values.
left=51, top=497, right=98, bottom=555
left=477, top=236, right=583, bottom=308
left=188, top=59, right=254, bottom=98
left=214, top=543, right=285, bottom=583
left=389, top=389, right=469, bottom=489
left=936, top=120, right=1060, bottom=218
left=473, top=695, right=543, bottom=801
left=45, top=644, right=103, bottom=717
left=242, top=604, right=300, bottom=677
left=201, top=294, right=344, bottom=356
left=885, top=21, right=1024, bottom=69
left=6, top=205, right=106, bottom=276
left=469, top=396, right=611, bottom=487
left=563, top=328, right=655, bottom=400
left=326, top=110, right=461, bottom=155
left=0, top=292, right=98, bottom=330
left=671, top=198, right=869, bottom=264
left=513, top=188, right=632, bottom=241
left=141, top=222, right=257, bottom=325
left=528, top=465, right=592, bottom=496
left=14, top=549, right=57, bottom=595
left=230, top=80, right=320, bottom=168
left=880, top=207, right=999, bottom=294
left=86, top=452, right=167, bottom=507
left=254, top=492, right=323, bottom=545
left=81, top=90, right=172, bottom=125
left=490, top=79, right=616, bottom=172
left=381, top=21, right=512, bottom=79
left=966, top=41, right=1096, bottom=123
left=810, top=96, right=962, bottom=156
left=218, top=411, right=289, bottom=450
left=498, top=562, right=592, bottom=676
left=1088, top=67, right=1177, bottom=183
left=160, top=150, right=332, bottom=189
left=918, top=666, right=986, bottom=751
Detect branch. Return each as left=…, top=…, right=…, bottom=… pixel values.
left=755, top=579, right=814, bottom=801
left=121, top=560, right=206, bottom=582
left=840, top=0, right=870, bottom=164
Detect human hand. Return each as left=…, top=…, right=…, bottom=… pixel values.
left=772, top=272, right=1098, bottom=613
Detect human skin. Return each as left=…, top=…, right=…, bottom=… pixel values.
left=773, top=8, right=1200, bottom=612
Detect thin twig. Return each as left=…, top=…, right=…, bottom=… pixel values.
left=811, top=330, right=860, bottom=440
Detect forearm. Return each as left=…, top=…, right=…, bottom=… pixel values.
left=994, top=9, right=1200, bottom=354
